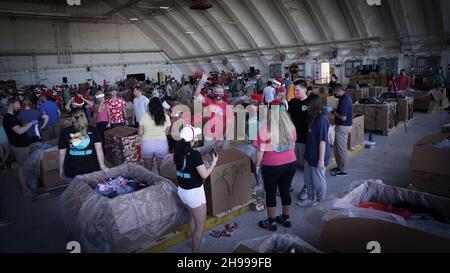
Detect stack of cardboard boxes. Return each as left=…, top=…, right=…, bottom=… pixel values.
left=345, top=89, right=370, bottom=103
left=353, top=102, right=397, bottom=135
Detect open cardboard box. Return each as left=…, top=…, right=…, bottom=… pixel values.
left=411, top=133, right=450, bottom=198
left=320, top=217, right=450, bottom=253
left=304, top=180, right=450, bottom=253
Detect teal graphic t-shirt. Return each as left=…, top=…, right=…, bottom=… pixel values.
left=58, top=125, right=102, bottom=178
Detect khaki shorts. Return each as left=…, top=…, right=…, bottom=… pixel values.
left=11, top=145, right=30, bottom=166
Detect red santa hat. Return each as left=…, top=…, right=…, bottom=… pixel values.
left=73, top=95, right=85, bottom=107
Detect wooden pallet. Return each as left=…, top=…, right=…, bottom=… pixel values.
left=141, top=199, right=255, bottom=253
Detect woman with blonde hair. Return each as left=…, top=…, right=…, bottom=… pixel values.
left=58, top=108, right=107, bottom=184
left=254, top=107, right=297, bottom=231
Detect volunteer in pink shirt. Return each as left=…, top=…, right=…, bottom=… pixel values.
left=397, top=69, right=411, bottom=91
left=94, top=91, right=110, bottom=143
left=254, top=109, right=297, bottom=232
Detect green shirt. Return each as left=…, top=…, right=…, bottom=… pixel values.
left=434, top=74, right=445, bottom=87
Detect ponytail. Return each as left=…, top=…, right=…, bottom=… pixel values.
left=72, top=108, right=88, bottom=133
left=173, top=140, right=192, bottom=170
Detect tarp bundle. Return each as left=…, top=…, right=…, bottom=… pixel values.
left=234, top=234, right=321, bottom=253
left=59, top=163, right=187, bottom=253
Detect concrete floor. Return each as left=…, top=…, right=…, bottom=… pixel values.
left=1, top=110, right=449, bottom=253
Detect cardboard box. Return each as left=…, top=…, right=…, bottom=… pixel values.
left=406, top=89, right=442, bottom=111
left=40, top=169, right=67, bottom=189
left=313, top=180, right=450, bottom=253
left=104, top=126, right=141, bottom=165
left=319, top=94, right=339, bottom=109
left=411, top=133, right=450, bottom=197
left=39, top=139, right=67, bottom=188
left=383, top=97, right=414, bottom=121
left=353, top=102, right=397, bottom=135
left=347, top=115, right=364, bottom=150
left=345, top=89, right=369, bottom=102
left=320, top=217, right=450, bottom=253
left=41, top=142, right=60, bottom=172
left=204, top=149, right=252, bottom=216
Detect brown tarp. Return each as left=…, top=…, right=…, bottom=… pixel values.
left=59, top=163, right=187, bottom=253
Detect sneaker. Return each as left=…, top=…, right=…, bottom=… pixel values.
left=258, top=219, right=277, bottom=232
left=299, top=188, right=308, bottom=200
left=331, top=171, right=349, bottom=177
left=275, top=216, right=292, bottom=228
left=297, top=199, right=318, bottom=207
left=330, top=167, right=340, bottom=173
left=0, top=218, right=14, bottom=228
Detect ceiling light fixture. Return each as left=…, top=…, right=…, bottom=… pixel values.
left=186, top=31, right=194, bottom=34
left=160, top=6, right=170, bottom=9
left=129, top=17, right=139, bottom=21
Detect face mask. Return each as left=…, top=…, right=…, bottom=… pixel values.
left=214, top=94, right=224, bottom=101
left=334, top=94, right=340, bottom=99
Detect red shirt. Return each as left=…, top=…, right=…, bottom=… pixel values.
left=106, top=98, right=127, bottom=124
left=203, top=97, right=228, bottom=139
left=397, top=75, right=410, bottom=91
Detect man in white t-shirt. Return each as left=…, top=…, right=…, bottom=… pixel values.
left=132, top=87, right=150, bottom=128
left=262, top=81, right=275, bottom=105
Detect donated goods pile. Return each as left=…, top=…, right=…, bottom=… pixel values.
left=104, top=127, right=141, bottom=165
left=95, top=176, right=149, bottom=198
left=59, top=163, right=186, bottom=253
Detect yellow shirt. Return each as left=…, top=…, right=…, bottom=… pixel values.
left=287, top=84, right=295, bottom=101
left=139, top=113, right=171, bottom=141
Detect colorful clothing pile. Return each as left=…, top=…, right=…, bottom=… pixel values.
left=95, top=176, right=148, bottom=198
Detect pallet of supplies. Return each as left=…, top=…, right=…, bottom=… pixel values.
left=352, top=102, right=397, bottom=135
left=59, top=163, right=186, bottom=253
left=104, top=126, right=141, bottom=165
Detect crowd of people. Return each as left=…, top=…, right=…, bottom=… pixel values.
left=1, top=64, right=450, bottom=250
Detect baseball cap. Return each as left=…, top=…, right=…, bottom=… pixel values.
left=179, top=125, right=202, bottom=142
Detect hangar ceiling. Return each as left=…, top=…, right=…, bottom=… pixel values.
left=0, top=0, right=449, bottom=74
